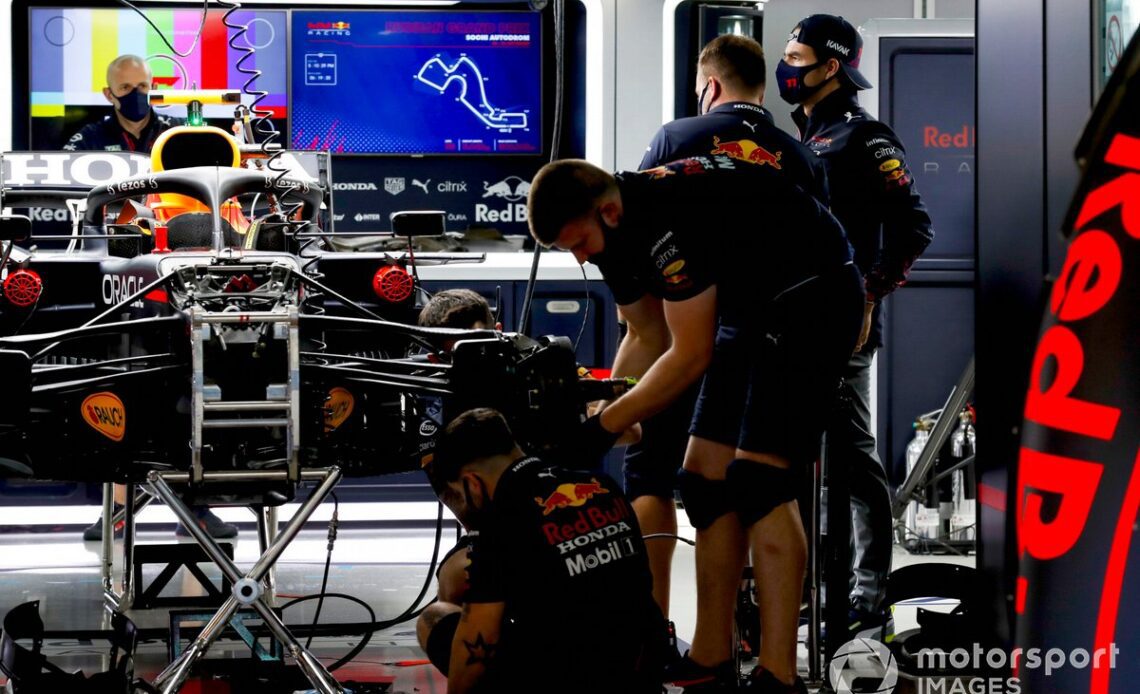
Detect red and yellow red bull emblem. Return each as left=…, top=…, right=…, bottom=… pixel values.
left=323, top=387, right=355, bottom=432
left=82, top=392, right=125, bottom=442
left=710, top=137, right=783, bottom=169
left=535, top=478, right=609, bottom=516
left=880, top=158, right=902, bottom=172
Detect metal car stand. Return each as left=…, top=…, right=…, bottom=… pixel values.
left=101, top=483, right=151, bottom=612
left=147, top=467, right=344, bottom=694
left=99, top=485, right=282, bottom=613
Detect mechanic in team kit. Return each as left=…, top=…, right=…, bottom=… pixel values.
left=416, top=408, right=666, bottom=694
left=415, top=289, right=500, bottom=602
left=528, top=154, right=863, bottom=693
left=63, top=54, right=181, bottom=153
left=626, top=34, right=830, bottom=641
left=780, top=14, right=935, bottom=634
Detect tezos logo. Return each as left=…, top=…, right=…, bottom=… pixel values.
left=82, top=392, right=126, bottom=442
left=829, top=638, right=898, bottom=694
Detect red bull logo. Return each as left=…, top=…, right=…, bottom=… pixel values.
left=710, top=137, right=783, bottom=169
left=535, top=478, right=609, bottom=516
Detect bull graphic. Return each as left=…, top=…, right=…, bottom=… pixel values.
left=710, top=137, right=783, bottom=169
left=482, top=176, right=531, bottom=201
left=535, top=478, right=610, bottom=515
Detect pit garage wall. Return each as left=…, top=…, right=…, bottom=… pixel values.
left=975, top=0, right=1093, bottom=645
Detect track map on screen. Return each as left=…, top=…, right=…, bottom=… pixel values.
left=291, top=11, right=542, bottom=155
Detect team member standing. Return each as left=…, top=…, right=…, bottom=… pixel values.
left=626, top=33, right=828, bottom=635
left=779, top=14, right=934, bottom=632
left=74, top=56, right=224, bottom=541
left=417, top=408, right=666, bottom=694
left=63, top=54, right=181, bottom=152
left=528, top=155, right=864, bottom=693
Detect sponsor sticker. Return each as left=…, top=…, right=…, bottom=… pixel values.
left=82, top=392, right=125, bottom=442
left=323, top=387, right=355, bottom=431
left=880, top=159, right=902, bottom=172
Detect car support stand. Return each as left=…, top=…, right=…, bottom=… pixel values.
left=102, top=483, right=154, bottom=611
left=147, top=467, right=345, bottom=694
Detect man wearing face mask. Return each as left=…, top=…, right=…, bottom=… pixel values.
left=63, top=54, right=181, bottom=152
left=415, top=408, right=666, bottom=694
left=778, top=15, right=934, bottom=637
left=528, top=155, right=864, bottom=693
left=623, top=32, right=828, bottom=663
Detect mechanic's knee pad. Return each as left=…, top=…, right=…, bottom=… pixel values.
left=726, top=459, right=797, bottom=527
left=677, top=470, right=733, bottom=530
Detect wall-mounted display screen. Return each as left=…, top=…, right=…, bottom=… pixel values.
left=290, top=10, right=542, bottom=155
left=28, top=7, right=288, bottom=150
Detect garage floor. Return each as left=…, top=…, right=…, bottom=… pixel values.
left=0, top=511, right=974, bottom=693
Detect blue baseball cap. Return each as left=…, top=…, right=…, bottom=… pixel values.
left=791, top=14, right=872, bottom=90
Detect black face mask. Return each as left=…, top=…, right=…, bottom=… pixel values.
left=775, top=59, right=829, bottom=105
left=588, top=210, right=631, bottom=266
left=462, top=476, right=491, bottom=528
left=114, top=87, right=151, bottom=122
left=697, top=80, right=710, bottom=116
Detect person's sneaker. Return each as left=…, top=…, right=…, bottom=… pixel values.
left=175, top=508, right=238, bottom=539
left=743, top=667, right=807, bottom=694
left=82, top=505, right=125, bottom=542
left=665, top=620, right=684, bottom=666
left=665, top=653, right=738, bottom=692
left=848, top=604, right=893, bottom=640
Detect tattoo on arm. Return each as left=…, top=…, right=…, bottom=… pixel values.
left=463, top=632, right=499, bottom=667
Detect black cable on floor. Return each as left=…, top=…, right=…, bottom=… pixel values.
left=304, top=490, right=339, bottom=650
left=280, top=592, right=375, bottom=672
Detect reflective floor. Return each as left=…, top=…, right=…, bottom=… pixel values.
left=0, top=514, right=974, bottom=692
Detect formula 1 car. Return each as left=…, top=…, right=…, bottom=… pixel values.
left=0, top=92, right=621, bottom=489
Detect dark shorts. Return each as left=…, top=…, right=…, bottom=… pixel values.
left=690, top=263, right=865, bottom=467
left=623, top=384, right=701, bottom=500
left=426, top=607, right=667, bottom=693
left=425, top=609, right=462, bottom=675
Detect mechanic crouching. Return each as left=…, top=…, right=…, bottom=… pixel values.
left=416, top=408, right=667, bottom=693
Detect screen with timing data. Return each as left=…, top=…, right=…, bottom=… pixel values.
left=290, top=10, right=542, bottom=155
